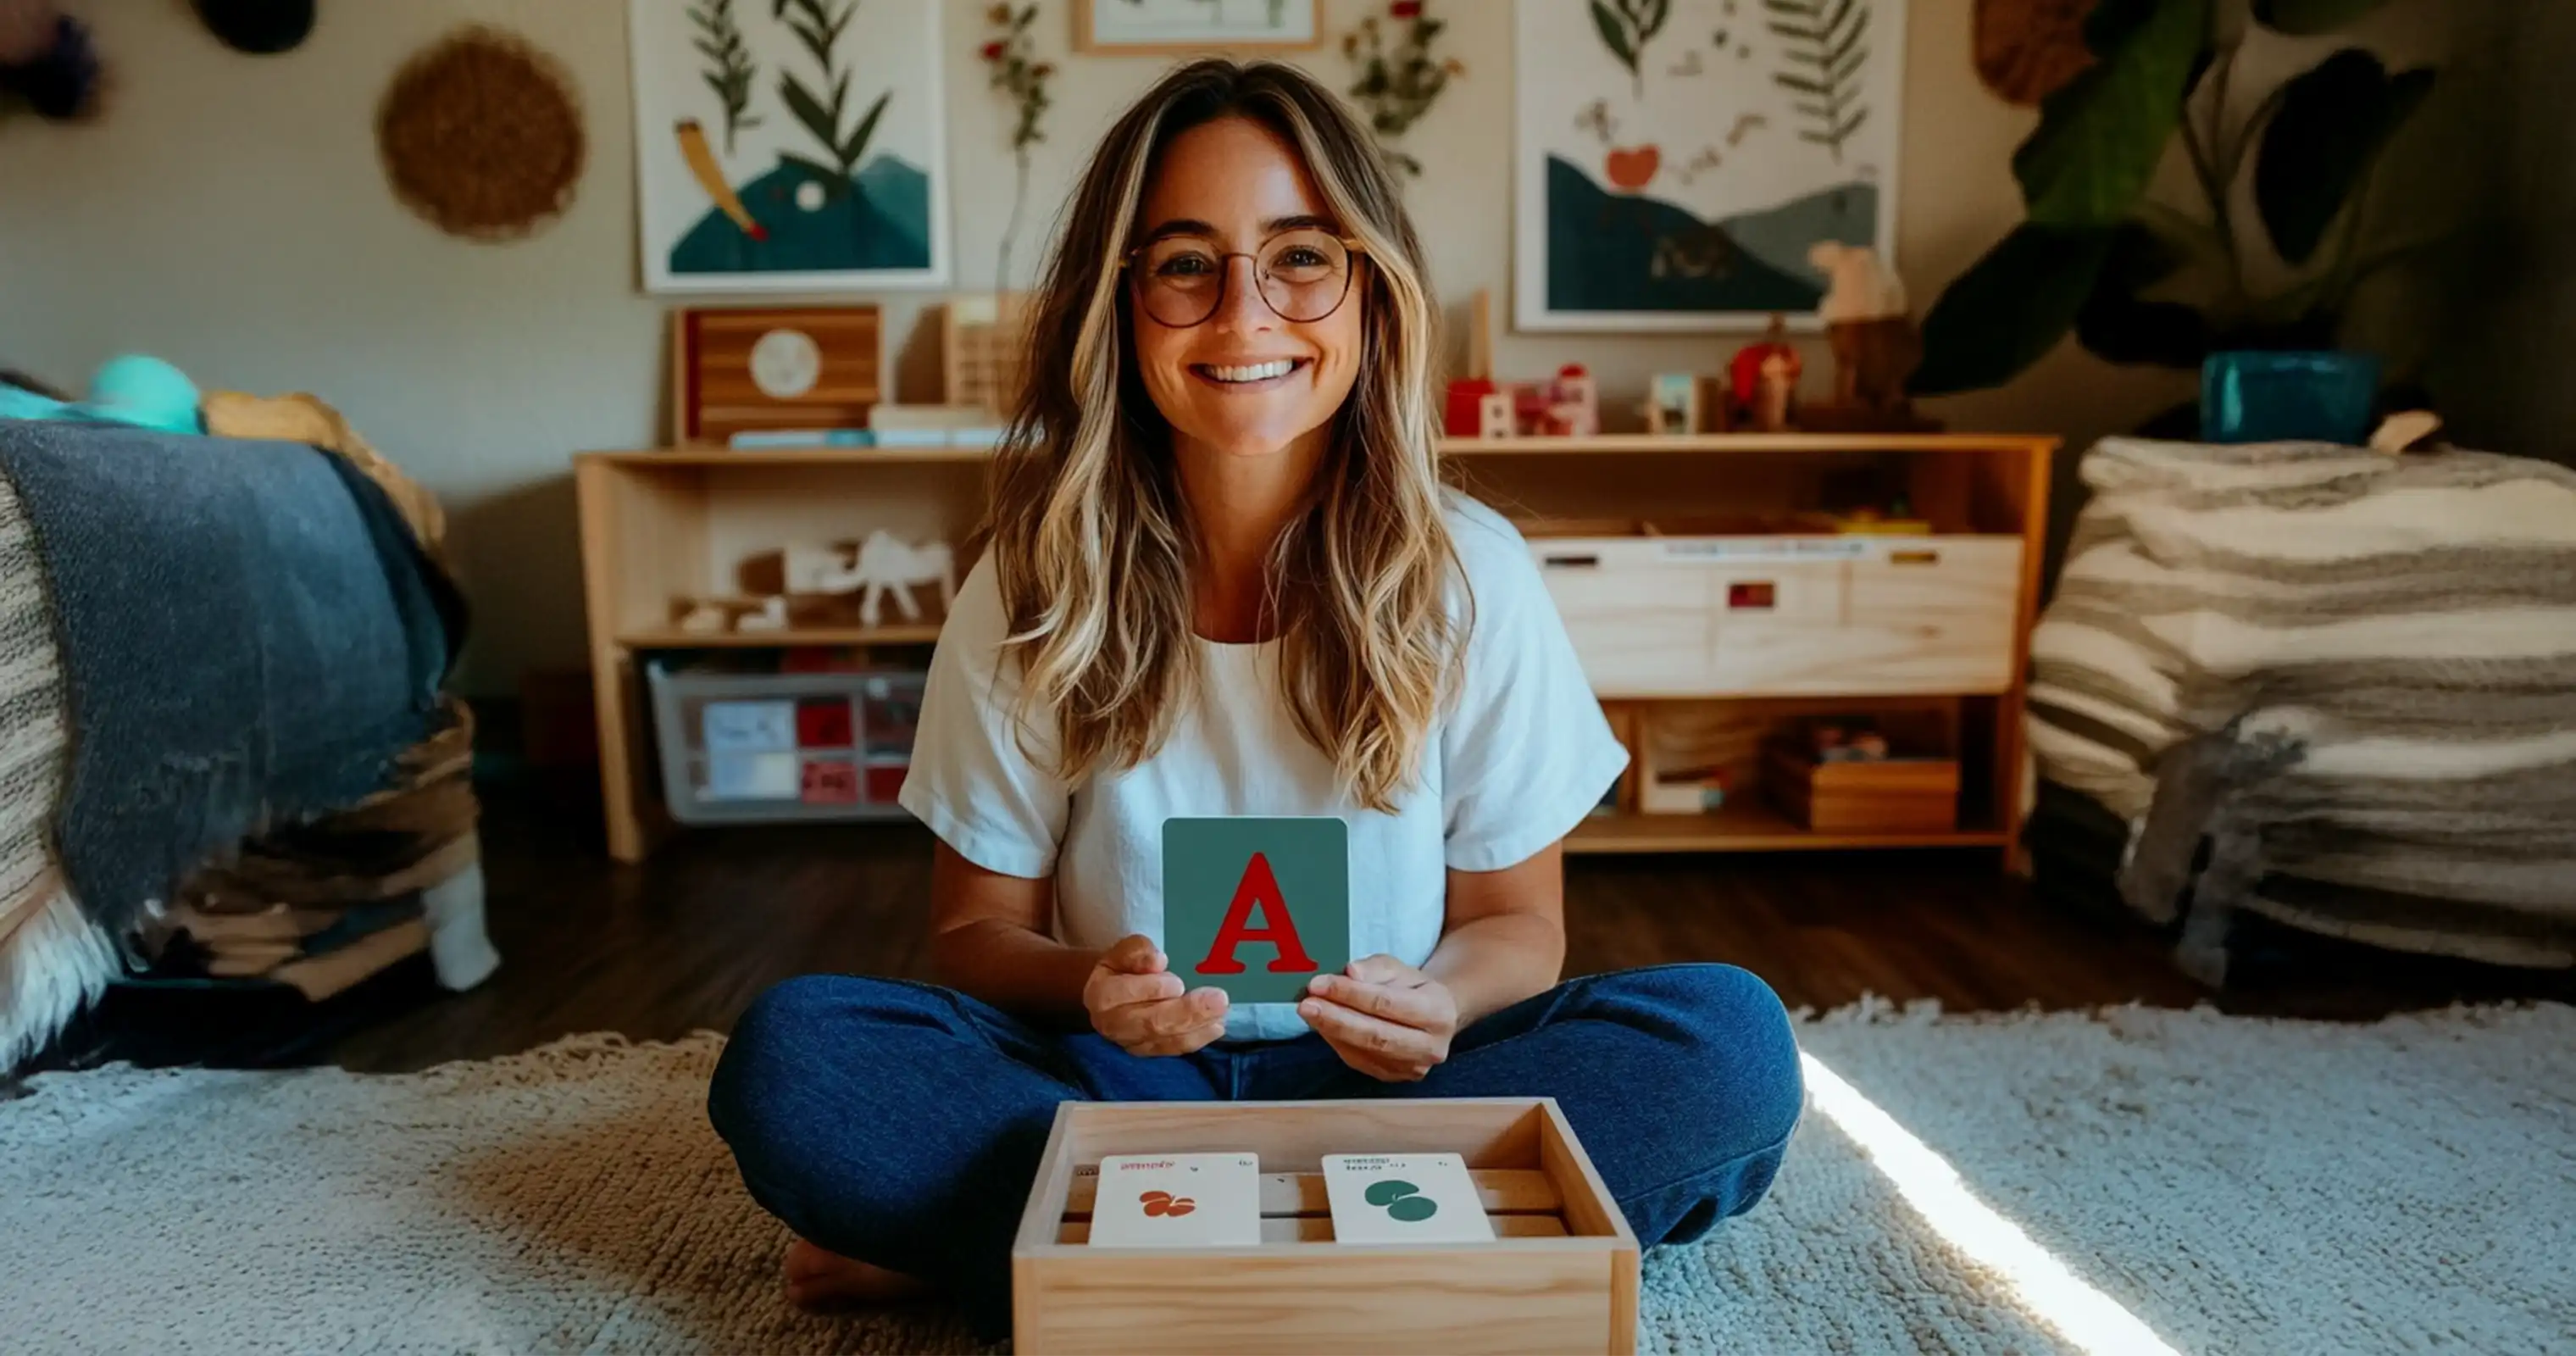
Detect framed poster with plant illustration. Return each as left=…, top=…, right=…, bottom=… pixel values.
left=627, top=0, right=948, bottom=292
left=1515, top=0, right=1907, bottom=332
left=1075, top=0, right=1321, bottom=53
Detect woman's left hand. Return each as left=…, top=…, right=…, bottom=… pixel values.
left=1297, top=955, right=1460, bottom=1082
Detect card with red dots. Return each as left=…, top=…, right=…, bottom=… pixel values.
left=1085, top=1153, right=1262, bottom=1248
left=1321, top=1153, right=1494, bottom=1245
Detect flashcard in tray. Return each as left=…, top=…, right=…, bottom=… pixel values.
left=1321, top=1152, right=1496, bottom=1245
left=1085, top=1152, right=1263, bottom=1248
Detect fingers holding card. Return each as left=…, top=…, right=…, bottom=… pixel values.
left=1160, top=816, right=1351, bottom=1007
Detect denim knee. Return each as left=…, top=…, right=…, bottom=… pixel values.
left=1629, top=964, right=1802, bottom=1144
left=707, top=974, right=843, bottom=1145
left=1580, top=963, right=1806, bottom=1217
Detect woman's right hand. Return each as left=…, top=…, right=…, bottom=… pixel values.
left=1083, top=935, right=1230, bottom=1057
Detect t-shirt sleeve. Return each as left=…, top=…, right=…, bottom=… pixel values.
left=1439, top=507, right=1631, bottom=872
left=896, top=556, right=1069, bottom=878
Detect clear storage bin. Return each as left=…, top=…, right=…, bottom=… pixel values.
left=646, top=654, right=925, bottom=825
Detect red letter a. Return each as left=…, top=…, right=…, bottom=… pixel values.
left=1194, top=853, right=1318, bottom=975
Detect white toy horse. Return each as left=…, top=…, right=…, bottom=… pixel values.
left=851, top=531, right=957, bottom=627
left=780, top=533, right=958, bottom=627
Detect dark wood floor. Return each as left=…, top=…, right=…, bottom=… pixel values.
left=290, top=779, right=2568, bottom=1075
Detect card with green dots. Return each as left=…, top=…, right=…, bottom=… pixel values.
left=1320, top=1152, right=1496, bottom=1245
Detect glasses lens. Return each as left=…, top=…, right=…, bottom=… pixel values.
left=1260, top=230, right=1351, bottom=323
left=1131, top=231, right=1354, bottom=327
left=1136, top=238, right=1225, bottom=327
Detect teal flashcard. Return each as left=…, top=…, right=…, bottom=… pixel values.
left=1160, top=816, right=1350, bottom=1005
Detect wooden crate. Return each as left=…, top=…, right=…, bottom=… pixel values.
left=941, top=293, right=1032, bottom=416
left=1763, top=741, right=1962, bottom=833
left=1012, top=1098, right=1640, bottom=1355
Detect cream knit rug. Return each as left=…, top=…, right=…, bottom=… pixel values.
left=3, top=1003, right=2570, bottom=1354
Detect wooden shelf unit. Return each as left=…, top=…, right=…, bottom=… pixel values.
left=575, top=433, right=2054, bottom=863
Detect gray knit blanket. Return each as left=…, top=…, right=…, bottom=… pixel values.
left=0, top=420, right=454, bottom=1066
left=2028, top=436, right=2576, bottom=972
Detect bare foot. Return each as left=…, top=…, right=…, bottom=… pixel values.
left=782, top=1237, right=930, bottom=1310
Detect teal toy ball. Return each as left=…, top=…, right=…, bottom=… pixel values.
left=86, top=355, right=203, bottom=434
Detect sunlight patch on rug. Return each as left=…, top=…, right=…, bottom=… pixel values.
left=1802, top=1051, right=2183, bottom=1356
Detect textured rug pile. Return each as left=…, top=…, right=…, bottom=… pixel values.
left=3, top=1003, right=2570, bottom=1353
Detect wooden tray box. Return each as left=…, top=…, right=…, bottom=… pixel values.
left=1012, top=1098, right=1640, bottom=1355
left=1763, top=741, right=1962, bottom=833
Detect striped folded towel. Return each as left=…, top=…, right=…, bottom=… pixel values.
left=2029, top=436, right=2576, bottom=969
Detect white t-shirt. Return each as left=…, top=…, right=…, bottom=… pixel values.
left=897, top=493, right=1629, bottom=1041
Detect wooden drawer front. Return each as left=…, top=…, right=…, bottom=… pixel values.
left=1532, top=539, right=1715, bottom=696
left=1839, top=537, right=2024, bottom=693
left=1534, top=535, right=2024, bottom=698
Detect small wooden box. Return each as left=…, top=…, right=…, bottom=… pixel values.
left=1013, top=1098, right=1640, bottom=1355
left=1763, top=741, right=1962, bottom=833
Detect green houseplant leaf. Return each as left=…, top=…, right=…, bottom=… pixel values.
left=2252, top=0, right=2395, bottom=35
left=1910, top=224, right=2121, bottom=395
left=2254, top=49, right=2434, bottom=264
left=2013, top=0, right=2212, bottom=226
left=2075, top=224, right=2211, bottom=367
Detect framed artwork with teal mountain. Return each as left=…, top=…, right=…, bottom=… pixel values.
left=629, top=0, right=949, bottom=292
left=1514, top=0, right=1907, bottom=331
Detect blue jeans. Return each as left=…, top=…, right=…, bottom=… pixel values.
left=707, top=964, right=1804, bottom=1342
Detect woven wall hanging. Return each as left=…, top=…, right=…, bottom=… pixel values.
left=1973, top=0, right=2099, bottom=108
left=375, top=25, right=584, bottom=242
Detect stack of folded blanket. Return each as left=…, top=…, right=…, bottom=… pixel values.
left=2025, top=436, right=2576, bottom=980
left=142, top=699, right=492, bottom=1001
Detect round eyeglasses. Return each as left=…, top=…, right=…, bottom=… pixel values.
left=1121, top=228, right=1365, bottom=329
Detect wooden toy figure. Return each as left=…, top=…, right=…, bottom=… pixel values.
left=849, top=531, right=958, bottom=628
left=1808, top=242, right=1928, bottom=429
left=1546, top=364, right=1599, bottom=436
left=1730, top=317, right=1802, bottom=432
left=780, top=534, right=959, bottom=629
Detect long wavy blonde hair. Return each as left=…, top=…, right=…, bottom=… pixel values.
left=983, top=58, right=1464, bottom=814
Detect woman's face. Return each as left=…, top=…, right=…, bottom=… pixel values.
left=1128, top=116, right=1365, bottom=463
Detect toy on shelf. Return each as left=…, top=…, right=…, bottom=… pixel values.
left=1444, top=377, right=1495, bottom=436
left=1643, top=373, right=1702, bottom=436
left=852, top=532, right=957, bottom=626
left=735, top=597, right=791, bottom=632
left=1800, top=243, right=1938, bottom=433
left=1450, top=364, right=1599, bottom=439
left=1539, top=364, right=1597, bottom=436
left=1729, top=317, right=1802, bottom=433
left=782, top=531, right=958, bottom=628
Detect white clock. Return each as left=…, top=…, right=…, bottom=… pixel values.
left=748, top=327, right=822, bottom=400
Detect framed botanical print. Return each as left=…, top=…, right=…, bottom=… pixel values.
left=1074, top=0, right=1322, bottom=53
left=628, top=0, right=950, bottom=292
left=1515, top=0, right=1908, bottom=332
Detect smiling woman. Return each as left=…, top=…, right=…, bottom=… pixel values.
left=702, top=59, right=1805, bottom=1342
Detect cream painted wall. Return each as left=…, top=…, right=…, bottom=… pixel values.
left=0, top=0, right=2193, bottom=696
